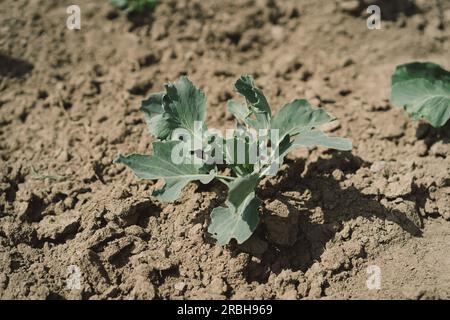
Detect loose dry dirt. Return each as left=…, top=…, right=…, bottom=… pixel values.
left=0, top=0, right=449, bottom=299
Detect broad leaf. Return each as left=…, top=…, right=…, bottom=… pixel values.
left=140, top=76, right=207, bottom=140
left=233, top=75, right=271, bottom=129
left=235, top=75, right=271, bottom=115
left=114, top=141, right=215, bottom=202
left=271, top=99, right=335, bottom=141
left=391, top=62, right=450, bottom=127
left=279, top=129, right=352, bottom=159
left=293, top=129, right=352, bottom=150
left=227, top=100, right=250, bottom=122
left=208, top=174, right=261, bottom=245
left=264, top=99, right=351, bottom=176
left=140, top=92, right=173, bottom=139
left=227, top=100, right=264, bottom=129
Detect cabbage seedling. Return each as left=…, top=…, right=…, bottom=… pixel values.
left=115, top=75, right=352, bottom=245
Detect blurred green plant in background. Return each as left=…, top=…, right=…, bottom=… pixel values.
left=109, top=0, right=157, bottom=13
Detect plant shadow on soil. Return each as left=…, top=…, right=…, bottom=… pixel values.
left=105, top=7, right=155, bottom=32
left=0, top=53, right=34, bottom=78
left=416, top=121, right=450, bottom=145
left=232, top=151, right=424, bottom=284
left=345, top=0, right=419, bottom=20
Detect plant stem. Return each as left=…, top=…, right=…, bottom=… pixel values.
left=216, top=175, right=236, bottom=186
left=216, top=175, right=235, bottom=181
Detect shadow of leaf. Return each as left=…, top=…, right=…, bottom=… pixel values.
left=416, top=121, right=450, bottom=145
left=240, top=151, right=424, bottom=283
left=0, top=53, right=34, bottom=78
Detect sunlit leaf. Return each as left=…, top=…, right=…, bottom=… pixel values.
left=391, top=62, right=450, bottom=127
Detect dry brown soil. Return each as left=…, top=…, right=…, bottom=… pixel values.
left=0, top=0, right=449, bottom=299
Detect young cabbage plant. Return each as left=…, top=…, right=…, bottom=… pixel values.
left=391, top=62, right=450, bottom=127
left=115, top=75, right=352, bottom=245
